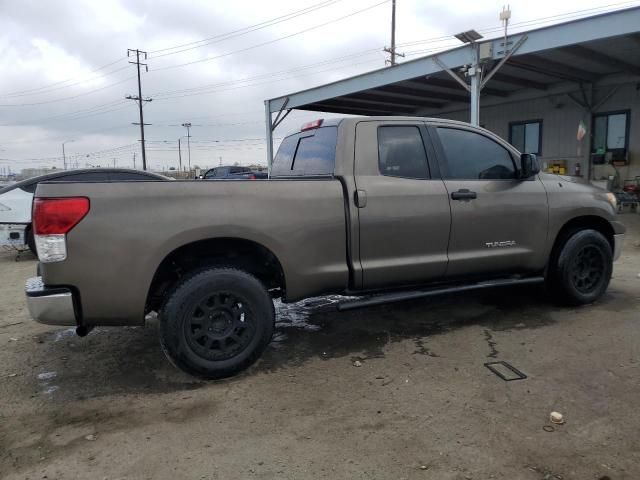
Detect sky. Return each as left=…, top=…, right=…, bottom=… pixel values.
left=1, top=0, right=638, bottom=173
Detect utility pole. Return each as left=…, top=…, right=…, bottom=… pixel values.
left=113, top=158, right=117, bottom=168
left=178, top=138, right=183, bottom=174
left=133, top=152, right=136, bottom=169
left=219, top=156, right=222, bottom=166
left=62, top=140, right=73, bottom=170
left=383, top=0, right=404, bottom=66
left=182, top=122, right=192, bottom=173
left=126, top=48, right=152, bottom=170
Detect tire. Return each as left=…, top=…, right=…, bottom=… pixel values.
left=26, top=225, right=36, bottom=255
left=159, top=267, right=274, bottom=379
left=546, top=229, right=613, bottom=305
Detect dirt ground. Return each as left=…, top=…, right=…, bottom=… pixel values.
left=1, top=216, right=639, bottom=480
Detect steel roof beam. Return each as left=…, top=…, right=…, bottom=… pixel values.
left=488, top=72, right=548, bottom=90
left=561, top=44, right=640, bottom=76
left=413, top=77, right=509, bottom=97
left=348, top=92, right=444, bottom=109
left=310, top=103, right=406, bottom=116
left=322, top=97, right=418, bottom=113
left=376, top=85, right=468, bottom=103
left=508, top=56, right=599, bottom=83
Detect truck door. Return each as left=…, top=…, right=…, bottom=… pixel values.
left=354, top=121, right=451, bottom=289
left=430, top=125, right=548, bottom=278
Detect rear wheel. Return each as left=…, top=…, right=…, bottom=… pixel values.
left=546, top=229, right=612, bottom=305
left=159, top=267, right=274, bottom=379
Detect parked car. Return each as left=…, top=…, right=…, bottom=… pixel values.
left=201, top=166, right=268, bottom=180
left=0, top=168, right=169, bottom=252
left=25, top=117, right=624, bottom=379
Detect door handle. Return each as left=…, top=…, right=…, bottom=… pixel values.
left=451, top=189, right=477, bottom=201
left=355, top=189, right=367, bottom=208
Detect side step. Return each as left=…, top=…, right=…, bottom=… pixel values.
left=337, top=276, right=545, bottom=311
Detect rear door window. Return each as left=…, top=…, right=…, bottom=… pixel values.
left=377, top=126, right=430, bottom=179
left=272, top=126, right=337, bottom=177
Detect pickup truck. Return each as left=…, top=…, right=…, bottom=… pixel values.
left=25, top=117, right=625, bottom=379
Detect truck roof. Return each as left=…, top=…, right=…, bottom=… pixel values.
left=283, top=116, right=477, bottom=137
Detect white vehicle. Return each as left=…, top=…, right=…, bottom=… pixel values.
left=0, top=168, right=170, bottom=252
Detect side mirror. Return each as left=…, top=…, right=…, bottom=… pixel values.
left=520, top=153, right=540, bottom=179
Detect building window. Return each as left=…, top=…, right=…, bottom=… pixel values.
left=592, top=111, right=629, bottom=154
left=509, top=120, right=542, bottom=155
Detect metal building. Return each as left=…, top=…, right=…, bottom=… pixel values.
left=265, top=6, right=640, bottom=186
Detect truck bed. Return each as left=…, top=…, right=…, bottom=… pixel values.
left=36, top=179, right=349, bottom=325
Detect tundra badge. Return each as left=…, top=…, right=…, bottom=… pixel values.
left=485, top=240, right=516, bottom=248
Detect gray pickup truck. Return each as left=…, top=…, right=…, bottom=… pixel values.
left=26, top=117, right=624, bottom=378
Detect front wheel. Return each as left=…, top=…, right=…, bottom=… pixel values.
left=159, top=267, right=274, bottom=379
left=546, top=229, right=613, bottom=305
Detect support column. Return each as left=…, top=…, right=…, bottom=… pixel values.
left=470, top=71, right=480, bottom=126
left=469, top=44, right=481, bottom=126
left=264, top=100, right=273, bottom=177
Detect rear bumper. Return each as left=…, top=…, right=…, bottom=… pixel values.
left=613, top=233, right=624, bottom=262
left=25, top=276, right=77, bottom=326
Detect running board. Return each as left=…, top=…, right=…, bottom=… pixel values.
left=337, top=277, right=545, bottom=311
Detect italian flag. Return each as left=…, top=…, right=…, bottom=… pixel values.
left=577, top=120, right=587, bottom=141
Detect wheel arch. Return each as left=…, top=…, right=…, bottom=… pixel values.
left=548, top=215, right=615, bottom=267
left=146, top=237, right=286, bottom=313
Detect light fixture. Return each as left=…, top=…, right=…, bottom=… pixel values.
left=454, top=30, right=483, bottom=44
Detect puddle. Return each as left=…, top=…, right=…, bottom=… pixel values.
left=53, top=328, right=76, bottom=342
left=259, top=285, right=559, bottom=373
left=36, top=371, right=59, bottom=396
left=37, top=371, right=57, bottom=381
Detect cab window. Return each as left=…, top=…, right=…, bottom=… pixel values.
left=436, top=128, right=516, bottom=180
left=272, top=127, right=337, bottom=177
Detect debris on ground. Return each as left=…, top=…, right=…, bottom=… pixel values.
left=85, top=434, right=97, bottom=441
left=550, top=411, right=565, bottom=424
left=353, top=360, right=362, bottom=367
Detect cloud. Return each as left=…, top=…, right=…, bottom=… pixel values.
left=0, top=0, right=626, bottom=172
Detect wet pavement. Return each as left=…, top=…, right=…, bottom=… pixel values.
left=1, top=215, right=639, bottom=479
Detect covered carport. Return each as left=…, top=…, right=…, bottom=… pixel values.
left=265, top=6, right=640, bottom=183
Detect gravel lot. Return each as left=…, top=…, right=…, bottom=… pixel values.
left=1, top=215, right=639, bottom=480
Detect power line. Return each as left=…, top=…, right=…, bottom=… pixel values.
left=397, top=1, right=640, bottom=51
left=149, top=48, right=382, bottom=98
left=151, top=57, right=382, bottom=102
left=0, top=65, right=131, bottom=100
left=0, top=75, right=136, bottom=107
left=150, top=0, right=391, bottom=72
left=0, top=57, right=127, bottom=98
left=148, top=0, right=343, bottom=58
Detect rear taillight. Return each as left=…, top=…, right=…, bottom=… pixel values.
left=249, top=174, right=256, bottom=180
left=32, top=197, right=89, bottom=263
